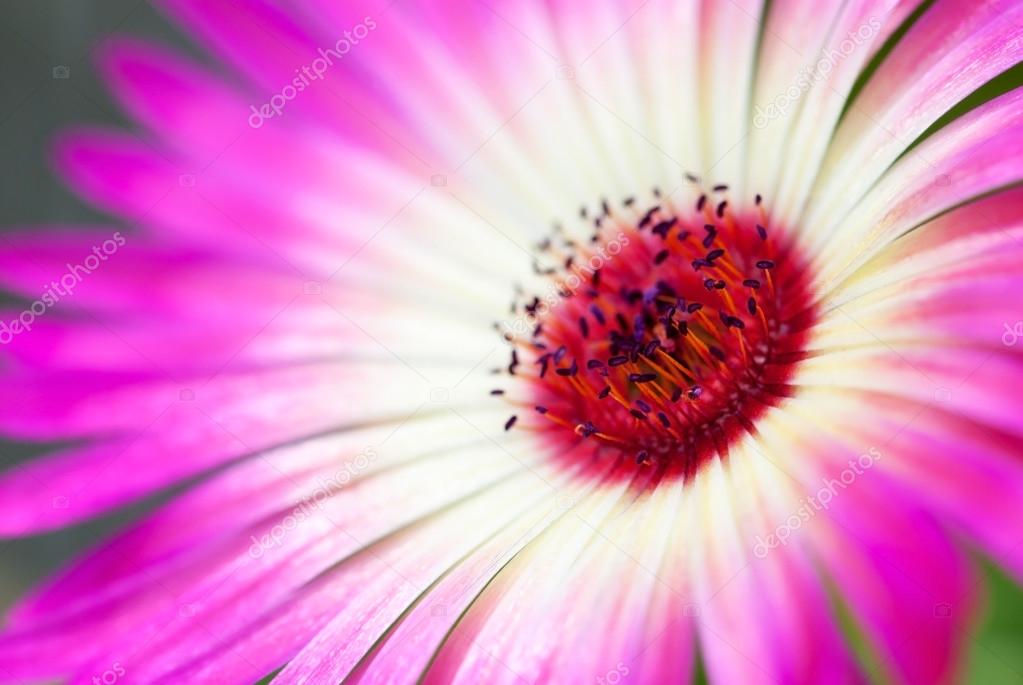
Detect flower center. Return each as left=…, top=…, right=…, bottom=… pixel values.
left=497, top=184, right=817, bottom=483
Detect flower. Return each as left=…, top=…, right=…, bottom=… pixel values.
left=1, top=0, right=1022, bottom=683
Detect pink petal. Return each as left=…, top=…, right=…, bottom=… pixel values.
left=806, top=0, right=1023, bottom=234
left=692, top=461, right=863, bottom=685
left=814, top=87, right=1023, bottom=283
left=811, top=472, right=977, bottom=684
left=0, top=438, right=534, bottom=681
left=420, top=482, right=696, bottom=684
left=0, top=361, right=437, bottom=530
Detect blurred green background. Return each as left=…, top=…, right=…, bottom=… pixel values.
left=0, top=2, right=1021, bottom=683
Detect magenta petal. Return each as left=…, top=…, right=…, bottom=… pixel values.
left=813, top=470, right=977, bottom=685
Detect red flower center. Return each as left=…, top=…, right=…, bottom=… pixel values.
left=499, top=187, right=818, bottom=483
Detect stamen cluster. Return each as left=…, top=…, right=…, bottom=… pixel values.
left=496, top=183, right=816, bottom=480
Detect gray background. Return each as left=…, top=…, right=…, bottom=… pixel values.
left=0, top=0, right=200, bottom=612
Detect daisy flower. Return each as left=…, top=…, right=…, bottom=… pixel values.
left=1, top=0, right=1022, bottom=683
